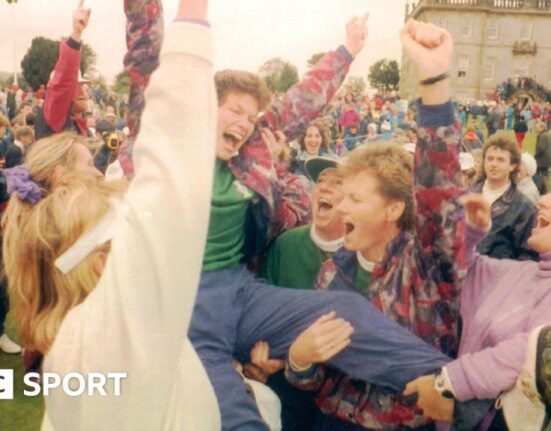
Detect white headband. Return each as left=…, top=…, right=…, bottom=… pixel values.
left=54, top=197, right=127, bottom=274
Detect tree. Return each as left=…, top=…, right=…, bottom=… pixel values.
left=368, top=59, right=400, bottom=93
left=258, top=58, right=299, bottom=94
left=113, top=70, right=130, bottom=94
left=20, top=37, right=98, bottom=90
left=80, top=42, right=97, bottom=75
left=344, top=77, right=366, bottom=97
left=307, top=52, right=326, bottom=68
left=20, top=37, right=59, bottom=90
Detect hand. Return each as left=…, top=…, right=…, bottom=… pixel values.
left=261, top=128, right=287, bottom=163
left=71, top=0, right=91, bottom=41
left=176, top=0, right=208, bottom=21
left=250, top=341, right=285, bottom=376
left=243, top=363, right=270, bottom=384
left=289, top=311, right=354, bottom=369
left=345, top=13, right=369, bottom=58
left=403, top=375, right=454, bottom=422
left=460, top=193, right=491, bottom=229
left=399, top=20, right=453, bottom=80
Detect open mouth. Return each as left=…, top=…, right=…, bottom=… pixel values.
left=345, top=222, right=355, bottom=235
left=317, top=198, right=333, bottom=216
left=222, top=132, right=243, bottom=151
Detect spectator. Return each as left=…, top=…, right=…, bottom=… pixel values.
left=535, top=121, right=551, bottom=180
left=518, top=153, right=540, bottom=204
left=35, top=6, right=91, bottom=139
left=5, top=126, right=34, bottom=168
left=470, top=134, right=537, bottom=260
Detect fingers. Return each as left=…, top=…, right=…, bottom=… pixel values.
left=78, top=0, right=84, bottom=8
left=403, top=379, right=418, bottom=396
left=274, top=130, right=286, bottom=144
left=312, top=311, right=337, bottom=326
left=243, top=363, right=269, bottom=384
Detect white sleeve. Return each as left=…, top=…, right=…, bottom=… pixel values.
left=44, top=21, right=218, bottom=431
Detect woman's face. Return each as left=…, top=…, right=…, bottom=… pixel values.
left=73, top=143, right=103, bottom=181
left=528, top=194, right=551, bottom=253
left=304, top=126, right=323, bottom=156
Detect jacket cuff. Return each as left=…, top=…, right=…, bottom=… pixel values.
left=416, top=99, right=454, bottom=129
left=444, top=360, right=472, bottom=402
left=336, top=45, right=354, bottom=64
left=67, top=37, right=81, bottom=51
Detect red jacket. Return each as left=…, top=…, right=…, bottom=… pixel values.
left=36, top=39, right=87, bottom=139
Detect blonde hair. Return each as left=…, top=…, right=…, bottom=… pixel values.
left=23, top=132, right=99, bottom=193
left=3, top=181, right=122, bottom=353
left=2, top=131, right=115, bottom=353
left=339, top=143, right=415, bottom=230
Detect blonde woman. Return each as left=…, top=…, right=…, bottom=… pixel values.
left=3, top=0, right=220, bottom=430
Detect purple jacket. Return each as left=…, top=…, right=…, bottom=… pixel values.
left=446, top=226, right=551, bottom=401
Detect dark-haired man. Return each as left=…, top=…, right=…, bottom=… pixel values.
left=470, top=134, right=538, bottom=260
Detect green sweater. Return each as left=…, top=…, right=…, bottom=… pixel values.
left=203, top=159, right=254, bottom=271
left=265, top=225, right=333, bottom=290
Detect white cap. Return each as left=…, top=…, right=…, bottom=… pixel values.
left=459, top=152, right=475, bottom=171
left=521, top=153, right=537, bottom=177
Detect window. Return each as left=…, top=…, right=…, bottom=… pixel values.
left=458, top=56, right=469, bottom=79
left=514, top=58, right=529, bottom=77
left=487, top=20, right=499, bottom=39
left=461, top=19, right=472, bottom=38
left=484, top=57, right=496, bottom=81
left=520, top=23, right=532, bottom=41
left=434, top=15, right=447, bottom=29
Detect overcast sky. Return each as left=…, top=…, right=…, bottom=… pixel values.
left=0, top=0, right=408, bottom=84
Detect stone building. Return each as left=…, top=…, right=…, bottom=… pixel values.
left=400, top=0, right=551, bottom=102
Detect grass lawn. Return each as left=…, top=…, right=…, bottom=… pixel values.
left=0, top=132, right=542, bottom=431
left=0, top=312, right=43, bottom=431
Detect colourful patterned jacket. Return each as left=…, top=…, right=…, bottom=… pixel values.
left=121, top=1, right=353, bottom=258
left=287, top=102, right=473, bottom=430
left=228, top=46, right=354, bottom=260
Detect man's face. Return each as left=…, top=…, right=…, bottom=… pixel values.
left=484, top=146, right=516, bottom=186
left=528, top=194, right=551, bottom=253
left=72, top=83, right=89, bottom=114
left=337, top=171, right=398, bottom=255
left=311, top=169, right=345, bottom=236
left=216, top=92, right=259, bottom=160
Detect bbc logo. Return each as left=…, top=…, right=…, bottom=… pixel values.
left=0, top=369, right=14, bottom=400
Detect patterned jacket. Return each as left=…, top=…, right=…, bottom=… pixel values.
left=228, top=46, right=354, bottom=260
left=121, top=0, right=353, bottom=259
left=287, top=102, right=471, bottom=430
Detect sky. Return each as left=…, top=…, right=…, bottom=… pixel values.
left=0, top=0, right=408, bottom=84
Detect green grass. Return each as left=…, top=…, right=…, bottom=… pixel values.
left=0, top=312, right=43, bottom=431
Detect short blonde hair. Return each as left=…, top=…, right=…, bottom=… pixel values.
left=339, top=143, right=415, bottom=230
left=3, top=181, right=122, bottom=353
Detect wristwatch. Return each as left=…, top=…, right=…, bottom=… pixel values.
left=434, top=370, right=455, bottom=399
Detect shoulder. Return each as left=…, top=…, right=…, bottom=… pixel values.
left=275, top=225, right=311, bottom=245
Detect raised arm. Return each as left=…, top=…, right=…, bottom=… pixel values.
left=42, top=0, right=90, bottom=133
left=261, top=14, right=368, bottom=142
left=46, top=1, right=216, bottom=428
left=401, top=21, right=478, bottom=294
left=118, top=0, right=164, bottom=177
